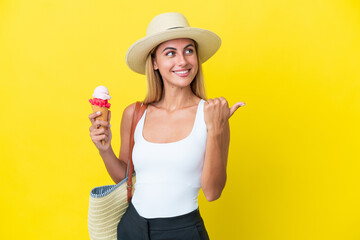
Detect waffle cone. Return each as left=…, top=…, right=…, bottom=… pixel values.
left=91, top=105, right=109, bottom=145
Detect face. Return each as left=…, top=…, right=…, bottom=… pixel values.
left=152, top=38, right=198, bottom=88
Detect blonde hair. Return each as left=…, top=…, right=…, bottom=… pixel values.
left=142, top=40, right=207, bottom=105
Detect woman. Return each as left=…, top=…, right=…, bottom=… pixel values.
left=88, top=12, right=245, bottom=240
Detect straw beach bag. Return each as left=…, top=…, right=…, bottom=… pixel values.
left=87, top=101, right=147, bottom=240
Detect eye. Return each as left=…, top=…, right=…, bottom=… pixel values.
left=166, top=51, right=175, bottom=56
left=185, top=49, right=194, bottom=54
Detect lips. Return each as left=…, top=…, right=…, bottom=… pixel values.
left=174, top=69, right=190, bottom=77
left=173, top=69, right=191, bottom=77
left=173, top=69, right=190, bottom=73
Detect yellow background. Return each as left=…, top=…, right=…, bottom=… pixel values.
left=1, top=0, right=359, bottom=239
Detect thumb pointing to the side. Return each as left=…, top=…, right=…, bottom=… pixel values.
left=229, top=102, right=245, bottom=118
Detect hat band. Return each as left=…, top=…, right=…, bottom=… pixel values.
left=167, top=26, right=185, bottom=30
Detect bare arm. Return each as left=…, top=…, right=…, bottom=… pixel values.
left=98, top=146, right=126, bottom=184
left=201, top=97, right=244, bottom=201
left=115, top=102, right=137, bottom=183
left=201, top=121, right=230, bottom=201
left=89, top=102, right=136, bottom=184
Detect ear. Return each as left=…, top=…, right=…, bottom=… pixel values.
left=152, top=58, right=158, bottom=70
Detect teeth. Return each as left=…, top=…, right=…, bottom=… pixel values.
left=174, top=70, right=189, bottom=74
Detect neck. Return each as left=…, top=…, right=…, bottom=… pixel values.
left=157, top=85, right=197, bottom=112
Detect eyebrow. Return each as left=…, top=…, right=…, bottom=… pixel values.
left=162, top=44, right=195, bottom=53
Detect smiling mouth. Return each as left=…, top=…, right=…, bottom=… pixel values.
left=173, top=69, right=191, bottom=74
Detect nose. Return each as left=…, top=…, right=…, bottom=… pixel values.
left=177, top=52, right=188, bottom=66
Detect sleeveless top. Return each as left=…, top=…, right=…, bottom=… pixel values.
left=131, top=99, right=207, bottom=218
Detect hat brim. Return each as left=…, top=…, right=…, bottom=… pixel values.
left=125, top=27, right=221, bottom=75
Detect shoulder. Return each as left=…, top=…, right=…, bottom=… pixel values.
left=123, top=102, right=137, bottom=118
left=122, top=101, right=150, bottom=121
left=121, top=102, right=140, bottom=127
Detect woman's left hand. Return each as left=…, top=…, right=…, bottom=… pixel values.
left=204, top=97, right=245, bottom=133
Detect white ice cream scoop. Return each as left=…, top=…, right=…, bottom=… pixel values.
left=92, top=86, right=111, bottom=100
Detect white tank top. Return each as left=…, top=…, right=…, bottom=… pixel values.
left=131, top=99, right=207, bottom=218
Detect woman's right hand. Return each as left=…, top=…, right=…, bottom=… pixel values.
left=88, top=110, right=112, bottom=152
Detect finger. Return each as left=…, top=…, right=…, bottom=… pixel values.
left=94, top=119, right=110, bottom=128
left=219, top=96, right=226, bottom=102
left=103, top=129, right=109, bottom=136
left=92, top=127, right=106, bottom=136
left=92, top=120, right=100, bottom=129
left=89, top=111, right=102, bottom=124
left=96, top=127, right=110, bottom=137
left=89, top=123, right=101, bottom=132
left=219, top=96, right=228, bottom=106
left=94, top=133, right=106, bottom=140
left=108, top=110, right=111, bottom=122
left=90, top=128, right=101, bottom=138
left=229, top=102, right=246, bottom=118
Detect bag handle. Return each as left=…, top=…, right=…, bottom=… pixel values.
left=127, top=101, right=148, bottom=202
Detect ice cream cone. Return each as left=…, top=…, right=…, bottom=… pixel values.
left=91, top=105, right=108, bottom=145
left=89, top=85, right=111, bottom=146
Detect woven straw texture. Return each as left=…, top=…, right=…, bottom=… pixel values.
left=88, top=175, right=136, bottom=240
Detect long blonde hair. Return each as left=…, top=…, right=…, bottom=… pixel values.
left=142, top=40, right=207, bottom=105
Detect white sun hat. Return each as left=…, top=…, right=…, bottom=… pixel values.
left=125, top=12, right=222, bottom=75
